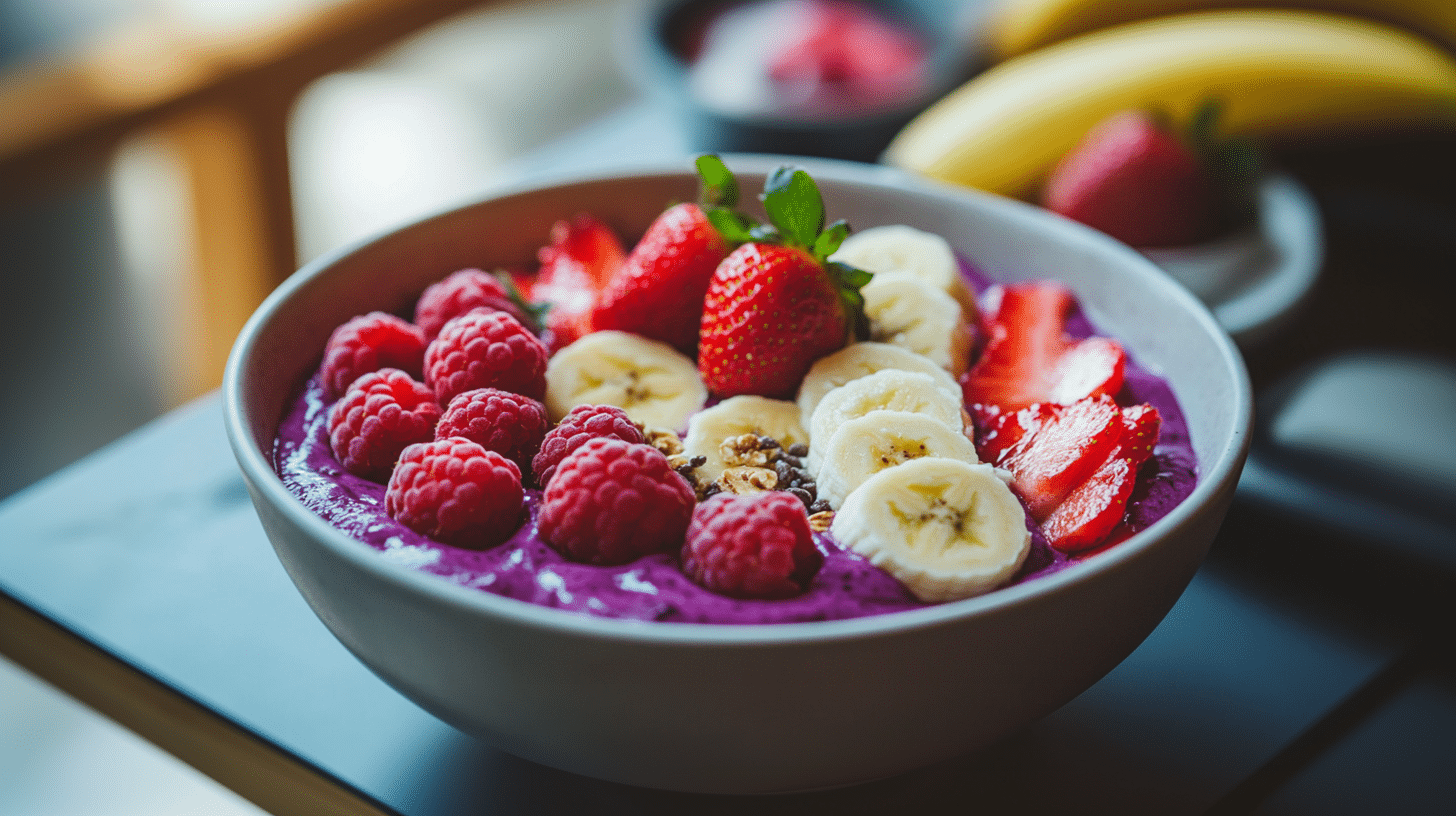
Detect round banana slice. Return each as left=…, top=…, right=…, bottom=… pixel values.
left=806, top=368, right=966, bottom=477
left=862, top=274, right=974, bottom=375
left=796, top=341, right=961, bottom=422
left=544, top=330, right=707, bottom=430
left=816, top=410, right=981, bottom=509
left=830, top=224, right=977, bottom=319
left=831, top=457, right=1031, bottom=603
left=682, top=395, right=808, bottom=485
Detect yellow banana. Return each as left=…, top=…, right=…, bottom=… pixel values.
left=983, top=0, right=1456, bottom=62
left=883, top=10, right=1456, bottom=201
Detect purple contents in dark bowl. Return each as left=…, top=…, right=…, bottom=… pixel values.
left=272, top=259, right=1198, bottom=624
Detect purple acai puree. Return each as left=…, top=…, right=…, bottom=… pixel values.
left=272, top=259, right=1199, bottom=624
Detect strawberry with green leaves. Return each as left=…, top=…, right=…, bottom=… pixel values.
left=592, top=155, right=738, bottom=354
left=697, top=165, right=871, bottom=398
left=1040, top=101, right=1260, bottom=248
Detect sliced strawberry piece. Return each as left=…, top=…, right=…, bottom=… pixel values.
left=1042, top=402, right=1161, bottom=553
left=972, top=401, right=1056, bottom=467
left=962, top=282, right=1126, bottom=412
left=1049, top=336, right=1126, bottom=405
left=999, top=394, right=1123, bottom=521
left=1118, top=403, right=1161, bottom=467
left=1042, top=455, right=1139, bottom=553
left=592, top=202, right=728, bottom=354
left=533, top=214, right=625, bottom=351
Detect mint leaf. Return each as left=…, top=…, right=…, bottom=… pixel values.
left=760, top=165, right=825, bottom=248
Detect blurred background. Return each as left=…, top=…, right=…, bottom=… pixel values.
left=2, top=0, right=1453, bottom=812
left=2, top=1, right=637, bottom=812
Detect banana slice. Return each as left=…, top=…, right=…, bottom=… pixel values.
left=831, top=224, right=977, bottom=319
left=816, top=410, right=981, bottom=509
left=831, top=457, right=1031, bottom=603
left=796, top=341, right=961, bottom=422
left=862, top=274, right=974, bottom=375
left=806, top=368, right=966, bottom=477
left=544, top=330, right=707, bottom=430
left=682, top=395, right=808, bottom=485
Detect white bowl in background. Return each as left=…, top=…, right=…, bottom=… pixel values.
left=1142, top=171, right=1324, bottom=348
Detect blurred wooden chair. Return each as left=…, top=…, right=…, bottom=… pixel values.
left=0, top=0, right=513, bottom=401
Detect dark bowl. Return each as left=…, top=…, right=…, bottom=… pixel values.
left=619, top=0, right=979, bottom=162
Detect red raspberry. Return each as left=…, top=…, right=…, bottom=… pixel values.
left=682, top=492, right=823, bottom=599
left=415, top=268, right=535, bottom=340
left=424, top=309, right=548, bottom=406
left=321, top=312, right=427, bottom=398
left=327, top=369, right=442, bottom=480
left=385, top=437, right=524, bottom=549
left=435, top=387, right=549, bottom=478
left=531, top=404, right=645, bottom=488
left=539, top=438, right=694, bottom=565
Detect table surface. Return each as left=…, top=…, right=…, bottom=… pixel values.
left=3, top=103, right=1455, bottom=816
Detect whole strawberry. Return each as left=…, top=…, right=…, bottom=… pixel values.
left=698, top=164, right=871, bottom=398
left=592, top=156, right=739, bottom=354
left=1041, top=105, right=1256, bottom=248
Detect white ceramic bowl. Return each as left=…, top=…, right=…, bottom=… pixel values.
left=223, top=156, right=1251, bottom=794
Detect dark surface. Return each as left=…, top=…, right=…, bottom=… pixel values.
left=2, top=111, right=1455, bottom=813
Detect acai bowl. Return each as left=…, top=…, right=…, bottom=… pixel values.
left=223, top=156, right=1250, bottom=794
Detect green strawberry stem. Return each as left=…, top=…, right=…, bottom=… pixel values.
left=759, top=164, right=872, bottom=342
left=490, top=269, right=550, bottom=333
left=1181, top=98, right=1264, bottom=229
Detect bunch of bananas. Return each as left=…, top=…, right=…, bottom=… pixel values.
left=883, top=4, right=1456, bottom=199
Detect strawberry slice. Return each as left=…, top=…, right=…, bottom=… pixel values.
left=972, top=401, right=1056, bottom=468
left=1042, top=403, right=1161, bottom=553
left=532, top=214, right=625, bottom=351
left=962, top=282, right=1126, bottom=412
left=998, top=394, right=1124, bottom=522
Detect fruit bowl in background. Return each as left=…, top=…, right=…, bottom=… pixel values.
left=223, top=156, right=1251, bottom=794
left=1141, top=171, right=1323, bottom=348
left=618, top=0, right=979, bottom=161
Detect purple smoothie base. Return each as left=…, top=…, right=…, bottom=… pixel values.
left=272, top=261, right=1199, bottom=624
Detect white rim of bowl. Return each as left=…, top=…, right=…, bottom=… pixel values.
left=223, top=155, right=1253, bottom=648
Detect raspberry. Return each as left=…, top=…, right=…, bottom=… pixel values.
left=327, top=369, right=442, bottom=480
left=682, top=492, right=823, bottom=599
left=435, top=387, right=549, bottom=478
left=531, top=404, right=645, bottom=488
left=385, top=437, right=524, bottom=549
left=321, top=312, right=427, bottom=398
left=424, top=309, right=548, bottom=406
left=539, top=438, right=694, bottom=565
left=415, top=268, right=535, bottom=340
